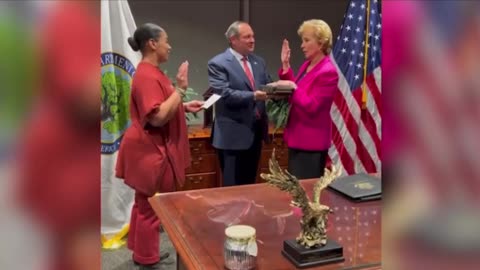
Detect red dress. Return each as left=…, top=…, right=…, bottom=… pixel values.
left=116, top=62, right=191, bottom=196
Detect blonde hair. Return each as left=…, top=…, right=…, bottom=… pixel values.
left=297, top=19, right=333, bottom=55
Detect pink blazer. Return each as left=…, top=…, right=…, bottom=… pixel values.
left=278, top=56, right=339, bottom=151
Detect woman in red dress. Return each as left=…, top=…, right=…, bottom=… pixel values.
left=116, top=23, right=203, bottom=269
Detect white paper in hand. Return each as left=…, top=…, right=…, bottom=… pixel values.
left=202, top=93, right=221, bottom=109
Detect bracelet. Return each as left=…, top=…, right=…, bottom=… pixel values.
left=175, top=87, right=186, bottom=98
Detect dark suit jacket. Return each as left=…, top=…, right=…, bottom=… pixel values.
left=208, top=49, right=272, bottom=150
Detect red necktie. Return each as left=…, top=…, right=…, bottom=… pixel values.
left=242, top=57, right=255, bottom=89
left=242, top=57, right=261, bottom=119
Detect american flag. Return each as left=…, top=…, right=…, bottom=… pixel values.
left=329, top=0, right=382, bottom=174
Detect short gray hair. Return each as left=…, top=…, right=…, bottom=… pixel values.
left=225, top=21, right=247, bottom=42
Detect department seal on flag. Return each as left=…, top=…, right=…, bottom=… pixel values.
left=101, top=52, right=136, bottom=154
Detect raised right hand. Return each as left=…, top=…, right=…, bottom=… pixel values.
left=176, top=60, right=189, bottom=90
left=281, top=39, right=291, bottom=67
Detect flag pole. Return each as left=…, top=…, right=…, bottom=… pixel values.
left=361, top=0, right=371, bottom=110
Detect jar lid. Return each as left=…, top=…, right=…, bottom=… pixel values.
left=225, top=225, right=256, bottom=239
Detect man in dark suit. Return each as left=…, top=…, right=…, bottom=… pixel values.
left=208, top=21, right=272, bottom=186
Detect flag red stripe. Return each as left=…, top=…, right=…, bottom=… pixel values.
left=361, top=107, right=382, bottom=161
left=366, top=74, right=382, bottom=115
left=333, top=87, right=378, bottom=173
left=331, top=117, right=355, bottom=174
left=361, top=75, right=382, bottom=160
left=351, top=89, right=378, bottom=172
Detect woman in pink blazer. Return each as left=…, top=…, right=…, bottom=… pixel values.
left=279, top=19, right=338, bottom=179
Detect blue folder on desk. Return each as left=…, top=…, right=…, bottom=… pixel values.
left=328, top=173, right=381, bottom=201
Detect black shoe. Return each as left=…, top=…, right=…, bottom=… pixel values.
left=133, top=252, right=170, bottom=266
left=138, top=262, right=161, bottom=270
left=160, top=252, right=170, bottom=261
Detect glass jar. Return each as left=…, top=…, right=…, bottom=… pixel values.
left=224, top=225, right=257, bottom=270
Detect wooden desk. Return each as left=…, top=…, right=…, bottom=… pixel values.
left=183, top=125, right=288, bottom=191
left=150, top=180, right=381, bottom=270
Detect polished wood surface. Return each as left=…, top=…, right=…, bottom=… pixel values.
left=150, top=180, right=381, bottom=270
left=187, top=124, right=284, bottom=139
left=188, top=125, right=212, bottom=139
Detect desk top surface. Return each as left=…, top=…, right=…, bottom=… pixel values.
left=149, top=179, right=381, bottom=270
left=187, top=124, right=284, bottom=139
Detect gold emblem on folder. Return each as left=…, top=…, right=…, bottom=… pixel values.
left=354, top=181, right=374, bottom=190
